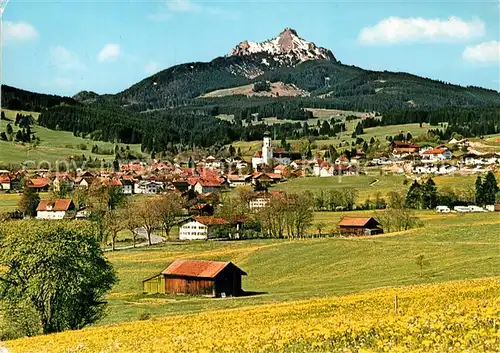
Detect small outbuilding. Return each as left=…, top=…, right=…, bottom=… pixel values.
left=338, top=217, right=383, bottom=236
left=142, top=259, right=247, bottom=297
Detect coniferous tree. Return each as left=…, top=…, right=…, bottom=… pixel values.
left=482, top=172, right=499, bottom=205
left=422, top=178, right=437, bottom=209
left=405, top=180, right=423, bottom=209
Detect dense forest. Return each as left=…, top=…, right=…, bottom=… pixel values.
left=1, top=85, right=78, bottom=112
left=37, top=100, right=500, bottom=154
left=106, top=57, right=500, bottom=111
left=37, top=104, right=320, bottom=153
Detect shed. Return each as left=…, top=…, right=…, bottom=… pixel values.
left=142, top=259, right=247, bottom=297
left=338, top=217, right=383, bottom=236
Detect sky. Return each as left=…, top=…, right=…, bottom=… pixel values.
left=2, top=0, right=500, bottom=96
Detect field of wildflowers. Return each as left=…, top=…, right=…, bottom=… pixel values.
left=6, top=277, right=500, bottom=352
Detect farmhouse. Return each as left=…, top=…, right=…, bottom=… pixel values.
left=0, top=174, right=11, bottom=190
left=421, top=148, right=453, bottom=161
left=36, top=199, right=76, bottom=220
left=227, top=174, right=252, bottom=187
left=27, top=178, right=50, bottom=192
left=179, top=216, right=228, bottom=240
left=338, top=217, right=383, bottom=236
left=142, top=259, right=247, bottom=297
left=194, top=179, right=228, bottom=194
left=391, top=141, right=420, bottom=156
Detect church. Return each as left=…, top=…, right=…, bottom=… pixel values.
left=252, top=132, right=300, bottom=169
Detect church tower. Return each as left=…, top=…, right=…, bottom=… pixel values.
left=262, top=132, right=273, bottom=165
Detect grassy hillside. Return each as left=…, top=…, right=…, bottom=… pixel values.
left=22, top=210, right=492, bottom=328
left=274, top=174, right=482, bottom=204
left=7, top=277, right=500, bottom=352
left=0, top=109, right=142, bottom=165
left=230, top=121, right=432, bottom=157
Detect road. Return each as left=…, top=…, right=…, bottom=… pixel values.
left=104, top=227, right=165, bottom=252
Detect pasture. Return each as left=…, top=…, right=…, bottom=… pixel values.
left=273, top=173, right=481, bottom=204
left=228, top=122, right=432, bottom=157
left=0, top=109, right=143, bottom=165
left=91, top=211, right=500, bottom=325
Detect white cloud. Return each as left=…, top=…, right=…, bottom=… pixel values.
left=54, top=77, right=74, bottom=88
left=150, top=0, right=238, bottom=21
left=462, top=41, right=500, bottom=63
left=166, top=0, right=200, bottom=12
left=358, top=16, right=485, bottom=44
left=50, top=46, right=86, bottom=71
left=144, top=61, right=161, bottom=75
left=98, top=44, right=121, bottom=62
left=3, top=21, right=38, bottom=42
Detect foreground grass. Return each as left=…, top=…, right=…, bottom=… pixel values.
left=6, top=277, right=500, bottom=352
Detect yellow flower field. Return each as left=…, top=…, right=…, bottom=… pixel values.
left=5, top=277, right=500, bottom=353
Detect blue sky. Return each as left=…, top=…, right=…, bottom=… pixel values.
left=3, top=0, right=499, bottom=96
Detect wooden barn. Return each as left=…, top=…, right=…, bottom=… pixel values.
left=142, top=259, right=247, bottom=297
left=338, top=217, right=383, bottom=236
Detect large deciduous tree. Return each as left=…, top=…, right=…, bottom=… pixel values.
left=0, top=221, right=117, bottom=338
left=155, top=193, right=183, bottom=240
left=18, top=187, right=40, bottom=218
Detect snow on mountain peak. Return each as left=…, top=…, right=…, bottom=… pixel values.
left=229, top=28, right=336, bottom=65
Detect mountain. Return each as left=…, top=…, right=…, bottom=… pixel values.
left=109, top=28, right=499, bottom=111
left=73, top=90, right=99, bottom=104
left=3, top=28, right=500, bottom=114
left=229, top=28, right=337, bottom=66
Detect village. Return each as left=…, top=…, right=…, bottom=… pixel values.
left=1, top=134, right=499, bottom=228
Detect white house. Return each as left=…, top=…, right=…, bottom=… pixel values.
left=121, top=179, right=135, bottom=194
left=248, top=191, right=282, bottom=211
left=313, top=161, right=334, bottom=177
left=36, top=199, right=75, bottom=220
left=194, top=179, right=227, bottom=194
left=0, top=174, right=11, bottom=190
left=179, top=220, right=209, bottom=240
left=179, top=216, right=227, bottom=240
left=227, top=174, right=252, bottom=187
left=421, top=148, right=453, bottom=161
left=135, top=181, right=163, bottom=194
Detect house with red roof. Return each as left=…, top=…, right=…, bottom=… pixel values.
left=421, top=147, right=453, bottom=161
left=27, top=178, right=50, bottom=192
left=391, top=141, right=420, bottom=156
left=142, top=259, right=247, bottom=297
left=0, top=174, right=11, bottom=190
left=338, top=217, right=383, bottom=236
left=194, top=178, right=228, bottom=194
left=36, top=199, right=76, bottom=220
left=178, top=216, right=229, bottom=240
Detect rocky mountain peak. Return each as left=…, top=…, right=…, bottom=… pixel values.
left=228, top=28, right=337, bottom=65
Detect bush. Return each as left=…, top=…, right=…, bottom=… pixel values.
left=252, top=81, right=271, bottom=93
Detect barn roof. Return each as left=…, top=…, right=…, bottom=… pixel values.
left=194, top=216, right=227, bottom=225
left=36, top=199, right=74, bottom=212
left=161, top=259, right=246, bottom=278
left=27, top=178, right=50, bottom=188
left=339, top=217, right=380, bottom=227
